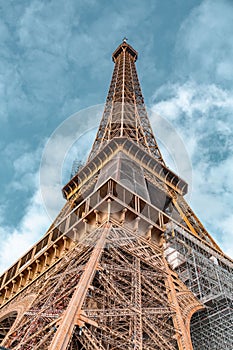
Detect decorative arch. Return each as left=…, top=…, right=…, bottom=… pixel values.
left=0, top=311, right=18, bottom=342
left=175, top=289, right=204, bottom=348
left=0, top=294, right=36, bottom=345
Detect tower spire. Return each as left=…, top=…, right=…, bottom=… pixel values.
left=88, top=41, right=165, bottom=164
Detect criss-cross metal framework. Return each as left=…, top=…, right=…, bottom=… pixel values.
left=0, top=41, right=232, bottom=350
left=89, top=41, right=164, bottom=163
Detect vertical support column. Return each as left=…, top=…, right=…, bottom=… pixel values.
left=120, top=208, right=127, bottom=224
left=134, top=217, right=140, bottom=232
left=48, top=224, right=111, bottom=350
left=11, top=280, right=16, bottom=295
left=132, top=257, right=143, bottom=350
left=26, top=267, right=32, bottom=283
left=44, top=252, right=50, bottom=268
left=192, top=252, right=202, bottom=299
left=53, top=244, right=59, bottom=261
left=145, top=225, right=153, bottom=240
left=35, top=260, right=41, bottom=276
left=3, top=286, right=9, bottom=302
left=163, top=255, right=194, bottom=350
left=94, top=210, right=100, bottom=226
left=62, top=236, right=69, bottom=254
left=120, top=47, right=126, bottom=137
left=19, top=273, right=25, bottom=289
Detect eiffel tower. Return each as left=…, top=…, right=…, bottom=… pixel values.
left=0, top=40, right=232, bottom=350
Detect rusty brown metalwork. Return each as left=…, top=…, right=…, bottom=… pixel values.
left=0, top=40, right=232, bottom=350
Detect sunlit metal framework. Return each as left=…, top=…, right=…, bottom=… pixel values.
left=89, top=41, right=164, bottom=163
left=0, top=40, right=232, bottom=350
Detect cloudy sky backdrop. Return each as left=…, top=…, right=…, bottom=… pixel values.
left=0, top=0, right=233, bottom=273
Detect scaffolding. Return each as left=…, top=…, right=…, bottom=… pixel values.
left=164, top=223, right=233, bottom=350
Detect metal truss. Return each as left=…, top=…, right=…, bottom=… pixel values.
left=0, top=40, right=232, bottom=350
left=0, top=219, right=201, bottom=350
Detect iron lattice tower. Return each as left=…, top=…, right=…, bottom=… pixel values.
left=0, top=41, right=232, bottom=350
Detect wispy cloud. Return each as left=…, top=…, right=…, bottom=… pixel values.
left=149, top=0, right=233, bottom=258
left=0, top=145, right=51, bottom=273
left=152, top=80, right=233, bottom=257
left=174, top=0, right=233, bottom=87
left=0, top=189, right=50, bottom=274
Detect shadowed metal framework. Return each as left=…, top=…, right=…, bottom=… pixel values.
left=0, top=40, right=232, bottom=350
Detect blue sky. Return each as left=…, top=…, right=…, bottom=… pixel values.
left=0, top=0, right=233, bottom=272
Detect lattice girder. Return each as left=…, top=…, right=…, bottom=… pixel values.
left=0, top=218, right=201, bottom=350
left=88, top=41, right=164, bottom=163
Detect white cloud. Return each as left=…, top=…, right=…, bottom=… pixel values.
left=3, top=144, right=42, bottom=194
left=0, top=144, right=53, bottom=273
left=154, top=82, right=233, bottom=120
left=0, top=189, right=50, bottom=274
left=219, top=214, right=233, bottom=257
left=152, top=81, right=233, bottom=257
left=175, top=0, right=233, bottom=86
left=159, top=0, right=233, bottom=258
